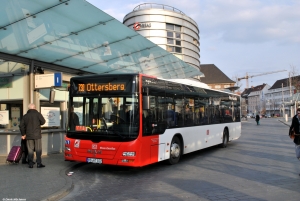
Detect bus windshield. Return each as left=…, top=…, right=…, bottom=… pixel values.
left=67, top=75, right=139, bottom=141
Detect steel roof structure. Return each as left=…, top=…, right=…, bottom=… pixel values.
left=0, top=0, right=202, bottom=79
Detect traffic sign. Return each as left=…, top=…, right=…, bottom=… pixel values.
left=35, top=72, right=63, bottom=89
left=54, top=72, right=62, bottom=87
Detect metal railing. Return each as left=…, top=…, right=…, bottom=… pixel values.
left=133, top=3, right=185, bottom=15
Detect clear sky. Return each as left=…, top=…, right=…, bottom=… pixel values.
left=86, top=0, right=300, bottom=91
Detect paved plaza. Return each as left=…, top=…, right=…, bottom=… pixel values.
left=1, top=117, right=300, bottom=201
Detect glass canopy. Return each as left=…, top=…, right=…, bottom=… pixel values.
left=0, top=0, right=202, bottom=79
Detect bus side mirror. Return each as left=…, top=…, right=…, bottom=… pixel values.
left=143, top=96, right=150, bottom=110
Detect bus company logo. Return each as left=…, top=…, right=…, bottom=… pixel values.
left=74, top=139, right=80, bottom=148
left=133, top=22, right=140, bottom=30
left=100, top=147, right=115, bottom=150
left=65, top=140, right=70, bottom=145
left=133, top=22, right=151, bottom=30
left=92, top=144, right=97, bottom=149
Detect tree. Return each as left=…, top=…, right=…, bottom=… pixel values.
left=289, top=64, right=300, bottom=93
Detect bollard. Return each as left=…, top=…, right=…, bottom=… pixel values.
left=285, top=114, right=288, bottom=122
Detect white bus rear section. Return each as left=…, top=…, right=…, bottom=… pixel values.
left=157, top=123, right=241, bottom=162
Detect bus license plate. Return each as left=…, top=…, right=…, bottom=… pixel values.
left=87, top=158, right=102, bottom=164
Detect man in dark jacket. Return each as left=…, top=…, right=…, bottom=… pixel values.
left=255, top=114, right=260, bottom=125
left=290, top=108, right=300, bottom=146
left=289, top=108, right=300, bottom=173
left=20, top=103, right=46, bottom=168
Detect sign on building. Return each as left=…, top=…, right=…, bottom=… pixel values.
left=35, top=72, right=62, bottom=89
left=41, top=107, right=60, bottom=127
left=0, top=110, right=9, bottom=125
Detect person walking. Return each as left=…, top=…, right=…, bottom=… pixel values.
left=20, top=103, right=46, bottom=168
left=289, top=108, right=300, bottom=168
left=255, top=114, right=260, bottom=125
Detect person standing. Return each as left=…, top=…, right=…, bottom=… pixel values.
left=255, top=114, right=260, bottom=125
left=21, top=138, right=28, bottom=164
left=20, top=103, right=46, bottom=168
left=19, top=125, right=29, bottom=164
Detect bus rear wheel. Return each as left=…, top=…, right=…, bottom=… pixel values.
left=220, top=128, right=229, bottom=148
left=167, top=136, right=181, bottom=165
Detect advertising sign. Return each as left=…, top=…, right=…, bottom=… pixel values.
left=0, top=110, right=9, bottom=125
left=11, top=107, right=20, bottom=129
left=35, top=72, right=63, bottom=89
left=35, top=74, right=54, bottom=89
left=41, top=107, right=60, bottom=127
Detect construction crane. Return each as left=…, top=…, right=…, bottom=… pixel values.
left=237, top=70, right=287, bottom=89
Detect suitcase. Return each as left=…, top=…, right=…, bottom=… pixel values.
left=6, top=146, right=22, bottom=164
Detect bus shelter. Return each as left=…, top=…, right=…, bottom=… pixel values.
left=0, top=0, right=202, bottom=155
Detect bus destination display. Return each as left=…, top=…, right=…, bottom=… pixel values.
left=78, top=82, right=126, bottom=92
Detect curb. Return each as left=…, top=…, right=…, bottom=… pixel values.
left=41, top=162, right=87, bottom=201
left=278, top=119, right=290, bottom=127
left=41, top=165, right=74, bottom=201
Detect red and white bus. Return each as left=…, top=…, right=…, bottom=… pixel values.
left=65, top=73, right=241, bottom=166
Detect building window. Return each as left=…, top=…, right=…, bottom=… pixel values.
left=166, top=46, right=182, bottom=53
left=167, top=38, right=174, bottom=44
left=167, top=31, right=173, bottom=37
left=166, top=23, right=182, bottom=53
left=175, top=47, right=182, bottom=53
left=224, top=85, right=230, bottom=88
left=215, top=85, right=221, bottom=89
left=167, top=46, right=174, bottom=52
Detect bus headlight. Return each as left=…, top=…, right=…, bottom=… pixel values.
left=65, top=147, right=71, bottom=152
left=122, top=152, right=136, bottom=156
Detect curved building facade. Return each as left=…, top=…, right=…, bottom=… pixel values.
left=123, top=3, right=200, bottom=72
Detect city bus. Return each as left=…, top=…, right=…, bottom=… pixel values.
left=65, top=73, right=241, bottom=167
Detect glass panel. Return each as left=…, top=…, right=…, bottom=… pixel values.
left=175, top=33, right=181, bottom=39
left=175, top=40, right=181, bottom=46
left=0, top=61, right=29, bottom=74
left=167, top=31, right=173, bottom=37
left=166, top=23, right=174, bottom=30
left=167, top=38, right=174, bottom=44
left=70, top=95, right=139, bottom=137
left=184, top=99, right=194, bottom=126
left=0, top=0, right=203, bottom=79
left=166, top=46, right=174, bottom=52
left=175, top=47, right=182, bottom=53
left=175, top=25, right=181, bottom=32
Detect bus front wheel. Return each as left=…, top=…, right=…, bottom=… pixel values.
left=220, top=129, right=229, bottom=148
left=167, top=136, right=181, bottom=165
